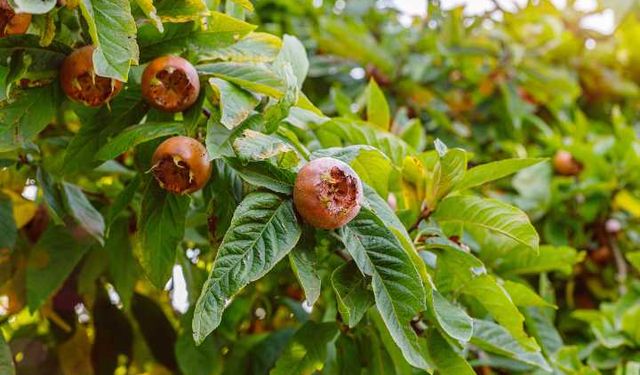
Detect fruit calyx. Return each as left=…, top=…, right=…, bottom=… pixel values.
left=151, top=136, right=211, bottom=195
left=60, top=46, right=123, bottom=107
left=293, top=157, right=363, bottom=230
left=142, top=55, right=200, bottom=113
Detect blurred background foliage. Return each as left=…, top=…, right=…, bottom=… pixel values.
left=248, top=0, right=640, bottom=372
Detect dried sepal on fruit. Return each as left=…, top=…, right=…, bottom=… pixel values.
left=293, top=157, right=363, bottom=229
left=151, top=136, right=211, bottom=194
left=0, top=0, right=31, bottom=37
left=60, top=46, right=123, bottom=107
left=141, top=55, right=200, bottom=113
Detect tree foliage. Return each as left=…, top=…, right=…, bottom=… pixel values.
left=1, top=0, right=640, bottom=374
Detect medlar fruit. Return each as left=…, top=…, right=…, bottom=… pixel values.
left=553, top=150, right=582, bottom=176
left=141, top=55, right=200, bottom=113
left=151, top=136, right=211, bottom=194
left=293, top=157, right=363, bottom=229
left=60, top=46, right=123, bottom=107
left=0, top=0, right=31, bottom=37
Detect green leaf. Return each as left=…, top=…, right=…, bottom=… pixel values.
left=430, top=239, right=486, bottom=293
left=232, top=129, right=299, bottom=168
left=137, top=13, right=255, bottom=62
left=106, top=219, right=137, bottom=308
left=8, top=0, right=55, bottom=13
left=496, top=245, right=582, bottom=276
left=0, top=333, right=14, bottom=375
left=79, top=0, right=138, bottom=81
left=433, top=195, right=539, bottom=252
left=430, top=289, right=473, bottom=342
left=463, top=275, right=538, bottom=351
left=275, top=35, right=309, bottom=89
left=197, top=62, right=285, bottom=98
left=503, top=280, right=556, bottom=308
left=106, top=174, right=141, bottom=235
left=621, top=305, right=640, bottom=345
left=26, top=226, right=90, bottom=311
left=193, top=192, right=301, bottom=344
left=206, top=113, right=261, bottom=160
left=271, top=321, right=339, bottom=375
left=426, top=147, right=467, bottom=206
left=398, top=118, right=427, bottom=152
left=229, top=0, right=253, bottom=12
left=0, top=195, right=17, bottom=249
left=426, top=329, right=475, bottom=375
left=627, top=252, right=640, bottom=272
left=209, top=78, right=258, bottom=129
left=175, top=310, right=220, bottom=375
left=289, top=230, right=321, bottom=306
left=62, top=183, right=106, bottom=246
left=36, top=168, right=65, bottom=224
left=155, top=0, right=209, bottom=23
left=63, top=87, right=148, bottom=174
left=136, top=180, right=190, bottom=288
left=316, top=118, right=413, bottom=165
left=312, top=145, right=393, bottom=198
left=224, top=157, right=296, bottom=194
left=366, top=79, right=390, bottom=130
left=331, top=262, right=374, bottom=328
left=471, top=319, right=550, bottom=371
left=135, top=0, right=163, bottom=32
left=455, top=158, right=547, bottom=191
left=201, top=32, right=281, bottom=63
left=0, top=84, right=61, bottom=152
left=339, top=207, right=429, bottom=370
left=96, top=122, right=183, bottom=161
left=0, top=35, right=69, bottom=72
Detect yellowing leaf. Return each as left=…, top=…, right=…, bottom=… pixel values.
left=58, top=327, right=94, bottom=375
left=229, top=0, right=254, bottom=12
left=135, top=0, right=163, bottom=32
left=2, top=189, right=37, bottom=228
left=614, top=190, right=640, bottom=217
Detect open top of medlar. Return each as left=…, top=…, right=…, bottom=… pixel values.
left=59, top=45, right=123, bottom=107
left=141, top=55, right=200, bottom=113
left=293, top=157, right=363, bottom=229
left=151, top=136, right=212, bottom=195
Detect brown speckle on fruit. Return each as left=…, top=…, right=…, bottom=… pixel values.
left=151, top=136, right=211, bottom=194
left=142, top=56, right=200, bottom=113
left=293, top=157, right=363, bottom=229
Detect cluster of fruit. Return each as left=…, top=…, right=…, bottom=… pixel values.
left=1, top=3, right=364, bottom=230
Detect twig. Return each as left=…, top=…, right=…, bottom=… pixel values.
left=610, top=237, right=628, bottom=295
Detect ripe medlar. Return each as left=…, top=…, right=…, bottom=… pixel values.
left=151, top=136, right=211, bottom=194
left=0, top=0, right=31, bottom=37
left=141, top=55, right=200, bottom=113
left=60, top=45, right=123, bottom=107
left=552, top=150, right=582, bottom=176
left=293, top=157, right=363, bottom=230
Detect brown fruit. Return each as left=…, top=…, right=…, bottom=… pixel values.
left=141, top=55, right=200, bottom=113
left=151, top=136, right=211, bottom=194
left=293, top=157, right=363, bottom=229
left=553, top=150, right=582, bottom=176
left=0, top=0, right=31, bottom=37
left=60, top=46, right=123, bottom=107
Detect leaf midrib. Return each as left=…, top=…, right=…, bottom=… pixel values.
left=209, top=197, right=289, bottom=296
